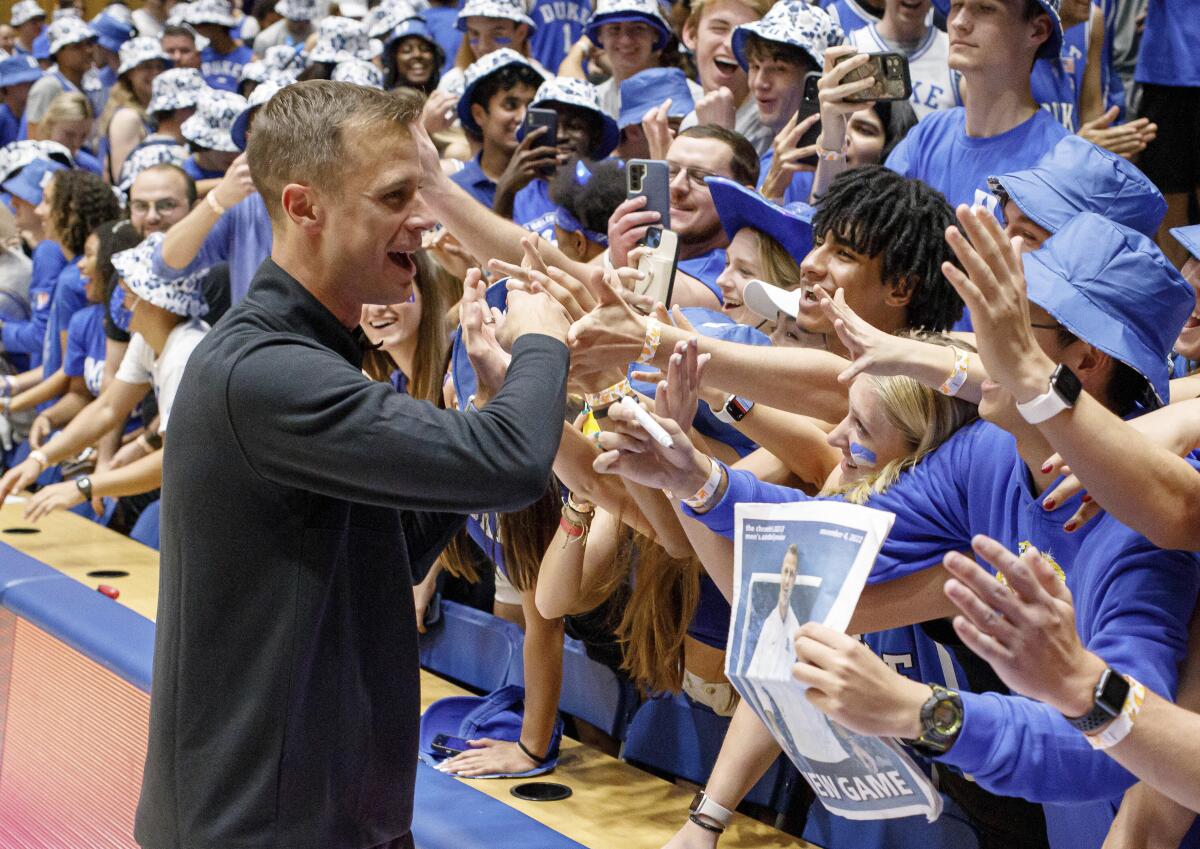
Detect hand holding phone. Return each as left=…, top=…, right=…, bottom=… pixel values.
left=794, top=71, right=823, bottom=166
left=834, top=51, right=912, bottom=102
left=627, top=159, right=671, bottom=240
left=635, top=226, right=679, bottom=308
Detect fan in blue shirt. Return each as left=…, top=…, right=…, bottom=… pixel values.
left=527, top=0, right=590, bottom=74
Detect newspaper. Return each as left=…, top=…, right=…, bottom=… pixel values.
left=726, top=500, right=943, bottom=822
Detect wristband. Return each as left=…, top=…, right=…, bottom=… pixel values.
left=558, top=515, right=587, bottom=539
left=566, top=492, right=594, bottom=514
left=638, top=316, right=662, bottom=364
left=938, top=348, right=971, bottom=397
left=678, top=457, right=724, bottom=510
left=205, top=191, right=226, bottom=216
left=1085, top=676, right=1144, bottom=750
left=29, top=449, right=49, bottom=471
left=584, top=378, right=632, bottom=409
left=688, top=814, right=725, bottom=834
left=517, top=739, right=555, bottom=766
left=817, top=144, right=844, bottom=161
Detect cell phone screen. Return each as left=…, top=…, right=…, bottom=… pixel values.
left=432, top=734, right=471, bottom=756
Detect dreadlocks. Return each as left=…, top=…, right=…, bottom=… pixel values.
left=812, top=165, right=964, bottom=332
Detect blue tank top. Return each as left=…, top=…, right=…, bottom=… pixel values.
left=1031, top=18, right=1088, bottom=132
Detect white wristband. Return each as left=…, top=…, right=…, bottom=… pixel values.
left=1085, top=676, right=1144, bottom=750
left=206, top=191, right=226, bottom=216
left=679, top=457, right=723, bottom=510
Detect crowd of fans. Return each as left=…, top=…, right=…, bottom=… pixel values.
left=0, top=0, right=1196, bottom=846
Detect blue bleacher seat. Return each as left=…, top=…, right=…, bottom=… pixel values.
left=419, top=600, right=522, bottom=693
left=130, top=499, right=161, bottom=550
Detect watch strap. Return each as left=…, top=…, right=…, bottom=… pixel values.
left=906, top=684, right=963, bottom=755
left=1017, top=364, right=1081, bottom=425
left=1065, top=666, right=1128, bottom=733
left=689, top=791, right=733, bottom=828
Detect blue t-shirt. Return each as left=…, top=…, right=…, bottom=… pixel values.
left=200, top=44, right=255, bottom=92
left=424, top=3, right=463, bottom=75
left=63, top=303, right=106, bottom=397
left=1, top=240, right=68, bottom=368
left=678, top=248, right=726, bottom=303
left=42, top=260, right=88, bottom=380
left=514, top=178, right=558, bottom=242
left=449, top=154, right=496, bottom=208
left=1031, top=19, right=1089, bottom=132
left=1135, top=0, right=1200, bottom=86
left=686, top=420, right=1200, bottom=849
left=183, top=156, right=227, bottom=182
left=0, top=104, right=20, bottom=147
left=152, top=191, right=272, bottom=304
left=757, top=149, right=814, bottom=205
left=528, top=0, right=590, bottom=74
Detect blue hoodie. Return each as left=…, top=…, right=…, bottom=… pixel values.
left=682, top=420, right=1200, bottom=849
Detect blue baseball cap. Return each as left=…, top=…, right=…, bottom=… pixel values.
left=0, top=54, right=42, bottom=87
left=707, top=176, right=814, bottom=264
left=617, top=67, right=694, bottom=130
left=1172, top=225, right=1200, bottom=263
left=1, top=158, right=65, bottom=206
left=419, top=685, right=563, bottom=778
left=585, top=0, right=672, bottom=51
left=989, top=134, right=1165, bottom=240
left=1023, top=211, right=1192, bottom=409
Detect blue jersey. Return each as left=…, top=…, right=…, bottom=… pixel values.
left=1135, top=0, right=1200, bottom=87
left=200, top=44, right=254, bottom=92
left=449, top=154, right=496, bottom=208
left=757, top=149, right=814, bottom=205
left=424, top=3, right=463, bottom=75
left=685, top=420, right=1200, bottom=849
left=513, top=178, right=558, bottom=242
left=42, top=260, right=88, bottom=380
left=63, top=303, right=106, bottom=397
left=822, top=0, right=881, bottom=34
left=678, top=248, right=726, bottom=303
left=0, top=104, right=20, bottom=146
left=1031, top=18, right=1089, bottom=131
left=528, top=0, right=590, bottom=74
left=1, top=240, right=68, bottom=368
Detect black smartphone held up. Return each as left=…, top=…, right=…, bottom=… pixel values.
left=795, top=71, right=822, bottom=166
left=627, top=159, right=671, bottom=240
left=636, top=226, right=679, bottom=307
left=521, top=107, right=558, bottom=148
left=431, top=733, right=471, bottom=758
left=836, top=51, right=913, bottom=102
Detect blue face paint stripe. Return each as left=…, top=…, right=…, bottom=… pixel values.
left=849, top=442, right=877, bottom=467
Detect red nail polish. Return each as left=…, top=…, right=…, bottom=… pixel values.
left=1041, top=463, right=1052, bottom=473
left=1043, top=499, right=1056, bottom=510
left=1065, top=522, right=1077, bottom=532
left=1081, top=494, right=1092, bottom=503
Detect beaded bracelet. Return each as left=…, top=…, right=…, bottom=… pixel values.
left=938, top=348, right=971, bottom=397
left=639, top=316, right=662, bottom=363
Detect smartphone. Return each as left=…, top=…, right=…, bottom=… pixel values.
left=835, top=51, right=913, bottom=102
left=636, top=226, right=679, bottom=307
left=795, top=71, right=822, bottom=166
left=626, top=159, right=671, bottom=239
left=520, top=107, right=558, bottom=148
left=431, top=733, right=471, bottom=758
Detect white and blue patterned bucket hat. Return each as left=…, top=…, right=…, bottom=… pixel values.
left=531, top=76, right=619, bottom=159
left=181, top=89, right=247, bottom=152
left=117, top=140, right=190, bottom=194
left=585, top=0, right=671, bottom=51
left=114, top=233, right=209, bottom=318
left=456, top=0, right=535, bottom=32
left=0, top=139, right=73, bottom=184
left=308, top=16, right=382, bottom=64
left=332, top=58, right=385, bottom=89
left=148, top=67, right=208, bottom=113
left=457, top=47, right=546, bottom=133
left=732, top=0, right=842, bottom=70
left=275, top=0, right=319, bottom=21
left=47, top=16, right=96, bottom=55
left=368, top=0, right=420, bottom=38
left=185, top=0, right=238, bottom=28
left=231, top=78, right=290, bottom=150
left=240, top=44, right=305, bottom=84
left=118, top=36, right=171, bottom=76
left=10, top=0, right=46, bottom=27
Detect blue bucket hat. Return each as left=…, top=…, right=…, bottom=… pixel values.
left=456, top=0, right=536, bottom=32
left=585, top=0, right=672, bottom=52
left=529, top=76, right=619, bottom=159
left=707, top=175, right=814, bottom=265
left=91, top=9, right=135, bottom=53
left=732, top=0, right=842, bottom=70
left=617, top=67, right=694, bottom=130
left=112, top=232, right=209, bottom=318
left=231, top=79, right=287, bottom=150
left=419, top=685, right=563, bottom=778
left=1023, top=211, right=1192, bottom=409
left=989, top=134, right=1165, bottom=240
left=457, top=48, right=546, bottom=134
left=1031, top=0, right=1063, bottom=60
left=2, top=158, right=65, bottom=206
left=1172, top=225, right=1200, bottom=263
left=0, top=54, right=43, bottom=87
left=384, top=15, right=441, bottom=56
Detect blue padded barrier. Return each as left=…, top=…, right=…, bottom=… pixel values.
left=621, top=691, right=788, bottom=808
left=419, top=600, right=523, bottom=693
left=412, top=762, right=587, bottom=849
left=0, top=541, right=155, bottom=692
left=130, top=499, right=161, bottom=550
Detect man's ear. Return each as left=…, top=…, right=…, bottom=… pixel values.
left=1066, top=343, right=1112, bottom=394
left=883, top=276, right=917, bottom=309
left=514, top=23, right=530, bottom=44
left=280, top=182, right=320, bottom=233
left=1028, top=11, right=1053, bottom=56
left=470, top=101, right=488, bottom=132
left=569, top=229, right=588, bottom=258
left=681, top=17, right=698, bottom=52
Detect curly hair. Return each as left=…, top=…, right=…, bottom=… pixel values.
left=48, top=170, right=122, bottom=258
left=812, top=165, right=963, bottom=331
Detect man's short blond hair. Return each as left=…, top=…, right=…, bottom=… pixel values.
left=246, top=81, right=424, bottom=222
left=686, top=0, right=773, bottom=31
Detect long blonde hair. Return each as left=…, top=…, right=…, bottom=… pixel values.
left=99, top=77, right=148, bottom=140
left=823, top=333, right=978, bottom=505
left=756, top=230, right=804, bottom=291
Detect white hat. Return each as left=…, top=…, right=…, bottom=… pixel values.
left=339, top=0, right=369, bottom=19
left=118, top=36, right=171, bottom=76
left=185, top=0, right=238, bottom=29
left=732, top=0, right=843, bottom=70
left=308, top=16, right=381, bottom=64
left=148, top=67, right=208, bottom=113
left=180, top=89, right=248, bottom=152
left=113, top=233, right=209, bottom=318
left=10, top=0, right=46, bottom=27
left=240, top=44, right=304, bottom=83
left=46, top=16, right=96, bottom=55
left=332, top=58, right=384, bottom=89
left=456, top=0, right=535, bottom=31
left=117, top=140, right=190, bottom=194
left=275, top=0, right=318, bottom=22
left=0, top=139, right=74, bottom=184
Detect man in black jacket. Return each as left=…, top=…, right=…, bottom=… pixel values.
left=135, top=81, right=571, bottom=849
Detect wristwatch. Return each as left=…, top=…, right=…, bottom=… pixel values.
left=688, top=790, right=734, bottom=832
left=905, top=684, right=963, bottom=755
left=75, top=475, right=93, bottom=501
left=1064, top=666, right=1131, bottom=734
left=709, top=394, right=754, bottom=424
left=1016, top=363, right=1082, bottom=425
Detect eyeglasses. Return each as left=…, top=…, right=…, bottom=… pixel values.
left=130, top=198, right=182, bottom=216
left=667, top=162, right=722, bottom=191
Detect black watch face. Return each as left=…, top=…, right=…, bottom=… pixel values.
left=1096, top=669, right=1130, bottom=718
left=1052, top=364, right=1083, bottom=405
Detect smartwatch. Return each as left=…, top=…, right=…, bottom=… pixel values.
left=709, top=394, right=754, bottom=424
left=1016, top=364, right=1082, bottom=425
left=688, top=790, right=733, bottom=832
left=1064, top=666, right=1131, bottom=734
left=905, top=684, right=963, bottom=756
left=75, top=475, right=93, bottom=501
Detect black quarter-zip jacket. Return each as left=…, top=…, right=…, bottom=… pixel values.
left=135, top=259, right=568, bottom=849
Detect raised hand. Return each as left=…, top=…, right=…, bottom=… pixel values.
left=818, top=287, right=925, bottom=383
left=460, top=269, right=511, bottom=402
left=421, top=89, right=459, bottom=136
left=642, top=98, right=676, bottom=161
left=812, top=46, right=876, bottom=154
left=23, top=479, right=84, bottom=522
left=657, top=338, right=710, bottom=433
left=1078, top=106, right=1158, bottom=160
left=568, top=270, right=649, bottom=371
left=760, top=111, right=820, bottom=202
left=592, top=399, right=711, bottom=495
left=0, top=456, right=42, bottom=505
left=607, top=195, right=662, bottom=269
left=210, top=152, right=256, bottom=211
left=694, top=86, right=736, bottom=130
